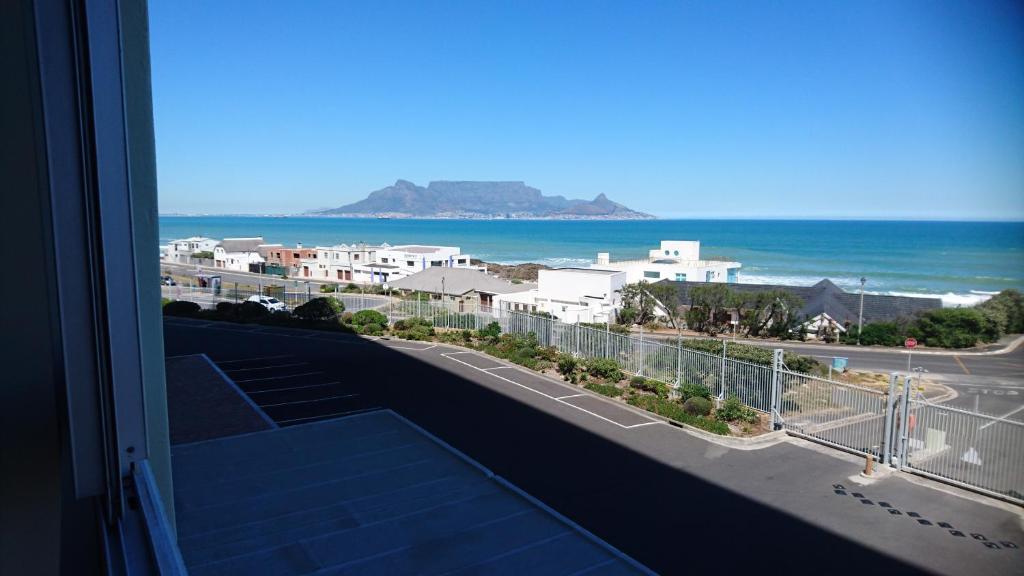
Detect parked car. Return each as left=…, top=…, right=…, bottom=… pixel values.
left=161, top=275, right=176, bottom=286
left=246, top=295, right=287, bottom=312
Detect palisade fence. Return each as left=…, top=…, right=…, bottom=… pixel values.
left=164, top=288, right=1024, bottom=504
left=161, top=285, right=390, bottom=313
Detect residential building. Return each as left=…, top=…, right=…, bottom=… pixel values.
left=213, top=237, right=266, bottom=271
left=259, top=242, right=318, bottom=274
left=163, top=236, right=219, bottom=263
left=592, top=240, right=740, bottom=284
left=305, top=243, right=481, bottom=284
left=389, top=267, right=534, bottom=311
left=495, top=268, right=627, bottom=323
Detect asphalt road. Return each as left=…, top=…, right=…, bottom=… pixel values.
left=162, top=317, right=1024, bottom=576
left=160, top=261, right=328, bottom=290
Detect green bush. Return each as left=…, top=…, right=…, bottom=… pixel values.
left=913, top=308, right=999, bottom=348
left=476, top=321, right=502, bottom=341
left=581, top=322, right=630, bottom=334
left=163, top=300, right=201, bottom=316
left=556, top=354, right=579, bottom=380
left=351, top=309, right=388, bottom=327
left=716, top=395, right=759, bottom=424
left=392, top=317, right=435, bottom=341
left=627, top=396, right=729, bottom=435
left=978, top=289, right=1024, bottom=334
left=683, top=396, right=713, bottom=416
left=679, top=382, right=712, bottom=401
left=294, top=297, right=344, bottom=321
left=357, top=323, right=384, bottom=336
left=681, top=338, right=819, bottom=373
left=584, top=382, right=624, bottom=397
left=215, top=301, right=238, bottom=317
left=479, top=333, right=556, bottom=371
left=319, top=283, right=338, bottom=293
left=845, top=322, right=905, bottom=346
left=629, top=376, right=670, bottom=398
left=584, top=358, right=623, bottom=382
left=237, top=301, right=270, bottom=320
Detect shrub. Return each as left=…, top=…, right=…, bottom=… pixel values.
left=584, top=358, right=623, bottom=382
left=978, top=289, right=1024, bottom=335
left=319, top=283, right=338, bottom=293
left=215, top=301, right=238, bottom=317
left=627, top=395, right=729, bottom=435
left=679, top=382, right=712, bottom=401
left=237, top=301, right=270, bottom=320
left=294, top=297, right=344, bottom=321
left=163, top=300, right=201, bottom=316
left=340, top=311, right=354, bottom=324
left=584, top=382, right=624, bottom=397
left=351, top=309, right=388, bottom=327
left=357, top=323, right=384, bottom=336
left=912, top=308, right=999, bottom=349
left=716, top=395, right=759, bottom=424
left=392, top=317, right=435, bottom=341
left=847, top=322, right=904, bottom=347
left=683, top=396, right=713, bottom=416
left=629, top=376, right=670, bottom=398
left=477, top=321, right=502, bottom=341
left=681, top=338, right=820, bottom=374
left=556, top=354, right=579, bottom=381
left=461, top=329, right=473, bottom=342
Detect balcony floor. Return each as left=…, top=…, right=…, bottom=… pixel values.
left=171, top=410, right=647, bottom=576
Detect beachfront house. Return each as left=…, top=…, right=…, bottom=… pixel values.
left=258, top=243, right=318, bottom=276
left=495, top=268, right=627, bottom=323
left=163, top=236, right=219, bottom=264
left=592, top=240, right=740, bottom=284
left=213, top=237, right=265, bottom=271
left=388, top=267, right=534, bottom=312
left=303, top=243, right=481, bottom=284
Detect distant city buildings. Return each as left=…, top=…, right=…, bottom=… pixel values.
left=592, top=240, right=740, bottom=284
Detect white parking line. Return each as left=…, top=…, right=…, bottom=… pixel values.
left=246, top=381, right=342, bottom=394
left=483, top=366, right=513, bottom=371
left=223, top=362, right=308, bottom=373
left=443, top=351, right=475, bottom=355
left=625, top=421, right=662, bottom=429
left=259, top=393, right=359, bottom=408
left=440, top=353, right=655, bottom=430
left=276, top=407, right=382, bottom=425
left=556, top=394, right=586, bottom=399
left=235, top=371, right=323, bottom=383
left=387, top=343, right=439, bottom=351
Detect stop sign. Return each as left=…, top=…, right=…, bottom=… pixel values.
left=905, top=338, right=917, bottom=349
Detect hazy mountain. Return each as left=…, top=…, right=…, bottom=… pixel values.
left=310, top=180, right=654, bottom=219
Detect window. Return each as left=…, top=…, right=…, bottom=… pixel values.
left=664, top=250, right=669, bottom=255
left=705, top=271, right=713, bottom=282
left=381, top=258, right=388, bottom=263
left=673, top=250, right=679, bottom=256
left=406, top=260, right=414, bottom=267
left=675, top=273, right=687, bottom=282
left=643, top=271, right=660, bottom=279
left=431, top=260, right=442, bottom=267
left=293, top=253, right=299, bottom=258
left=457, top=259, right=466, bottom=264
left=354, top=254, right=360, bottom=260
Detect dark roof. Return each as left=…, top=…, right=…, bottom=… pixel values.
left=659, top=279, right=941, bottom=325
left=218, top=237, right=264, bottom=253
left=389, top=266, right=535, bottom=295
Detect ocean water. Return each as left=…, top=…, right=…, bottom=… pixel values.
left=159, top=217, right=1024, bottom=305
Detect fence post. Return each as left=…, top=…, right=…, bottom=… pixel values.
left=895, top=375, right=913, bottom=470
left=234, top=282, right=238, bottom=303
left=719, top=340, right=728, bottom=401
left=676, top=331, right=682, bottom=388
left=881, top=372, right=899, bottom=465
left=575, top=322, right=580, bottom=357
left=770, top=348, right=783, bottom=430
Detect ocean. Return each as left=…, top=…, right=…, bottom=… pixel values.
left=159, top=217, right=1024, bottom=306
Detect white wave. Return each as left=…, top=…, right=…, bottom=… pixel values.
left=883, top=291, right=993, bottom=307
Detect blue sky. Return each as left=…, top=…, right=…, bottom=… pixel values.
left=150, top=1, right=1023, bottom=219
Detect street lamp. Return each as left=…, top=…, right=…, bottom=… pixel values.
left=857, top=277, right=866, bottom=345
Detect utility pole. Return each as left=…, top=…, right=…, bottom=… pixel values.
left=857, top=276, right=866, bottom=345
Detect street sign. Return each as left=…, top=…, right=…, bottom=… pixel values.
left=905, top=338, right=917, bottom=349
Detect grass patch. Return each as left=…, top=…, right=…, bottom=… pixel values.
left=627, top=395, right=729, bottom=435
left=584, top=382, right=624, bottom=398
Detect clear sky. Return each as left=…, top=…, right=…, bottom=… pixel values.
left=150, top=1, right=1023, bottom=219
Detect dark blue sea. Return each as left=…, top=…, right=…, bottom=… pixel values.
left=159, top=217, right=1024, bottom=305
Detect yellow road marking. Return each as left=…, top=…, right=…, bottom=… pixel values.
left=953, top=355, right=971, bottom=375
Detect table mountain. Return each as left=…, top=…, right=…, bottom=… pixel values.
left=310, top=180, right=654, bottom=219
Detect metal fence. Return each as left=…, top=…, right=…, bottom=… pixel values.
left=162, top=285, right=389, bottom=313
left=900, top=399, right=1024, bottom=504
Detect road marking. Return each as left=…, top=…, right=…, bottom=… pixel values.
left=440, top=353, right=654, bottom=430
left=246, top=381, right=342, bottom=394
left=259, top=393, right=359, bottom=408
left=484, top=366, right=513, bottom=371
left=212, top=354, right=293, bottom=364
left=223, top=362, right=308, bottom=373
left=387, top=343, right=438, bottom=351
left=979, top=404, right=1024, bottom=430
left=556, top=394, right=586, bottom=399
left=235, top=371, right=323, bottom=383
left=953, top=355, right=971, bottom=375
left=444, top=351, right=475, bottom=355
left=625, top=421, right=662, bottom=429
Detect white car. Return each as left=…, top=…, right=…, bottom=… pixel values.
left=246, top=295, right=287, bottom=312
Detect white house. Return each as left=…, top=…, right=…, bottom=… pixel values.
left=591, top=240, right=740, bottom=284
left=495, top=268, right=626, bottom=323
left=213, top=237, right=265, bottom=271
left=305, top=243, right=481, bottom=284
left=163, top=236, right=219, bottom=263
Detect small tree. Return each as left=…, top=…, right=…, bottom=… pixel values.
left=294, top=297, right=344, bottom=321
left=618, top=281, right=658, bottom=325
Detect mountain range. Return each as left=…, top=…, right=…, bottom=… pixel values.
left=310, top=180, right=654, bottom=220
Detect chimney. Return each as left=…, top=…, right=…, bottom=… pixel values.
left=296, top=242, right=302, bottom=249
left=597, top=252, right=609, bottom=265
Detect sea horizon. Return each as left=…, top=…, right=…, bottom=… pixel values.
left=159, top=216, right=1024, bottom=307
